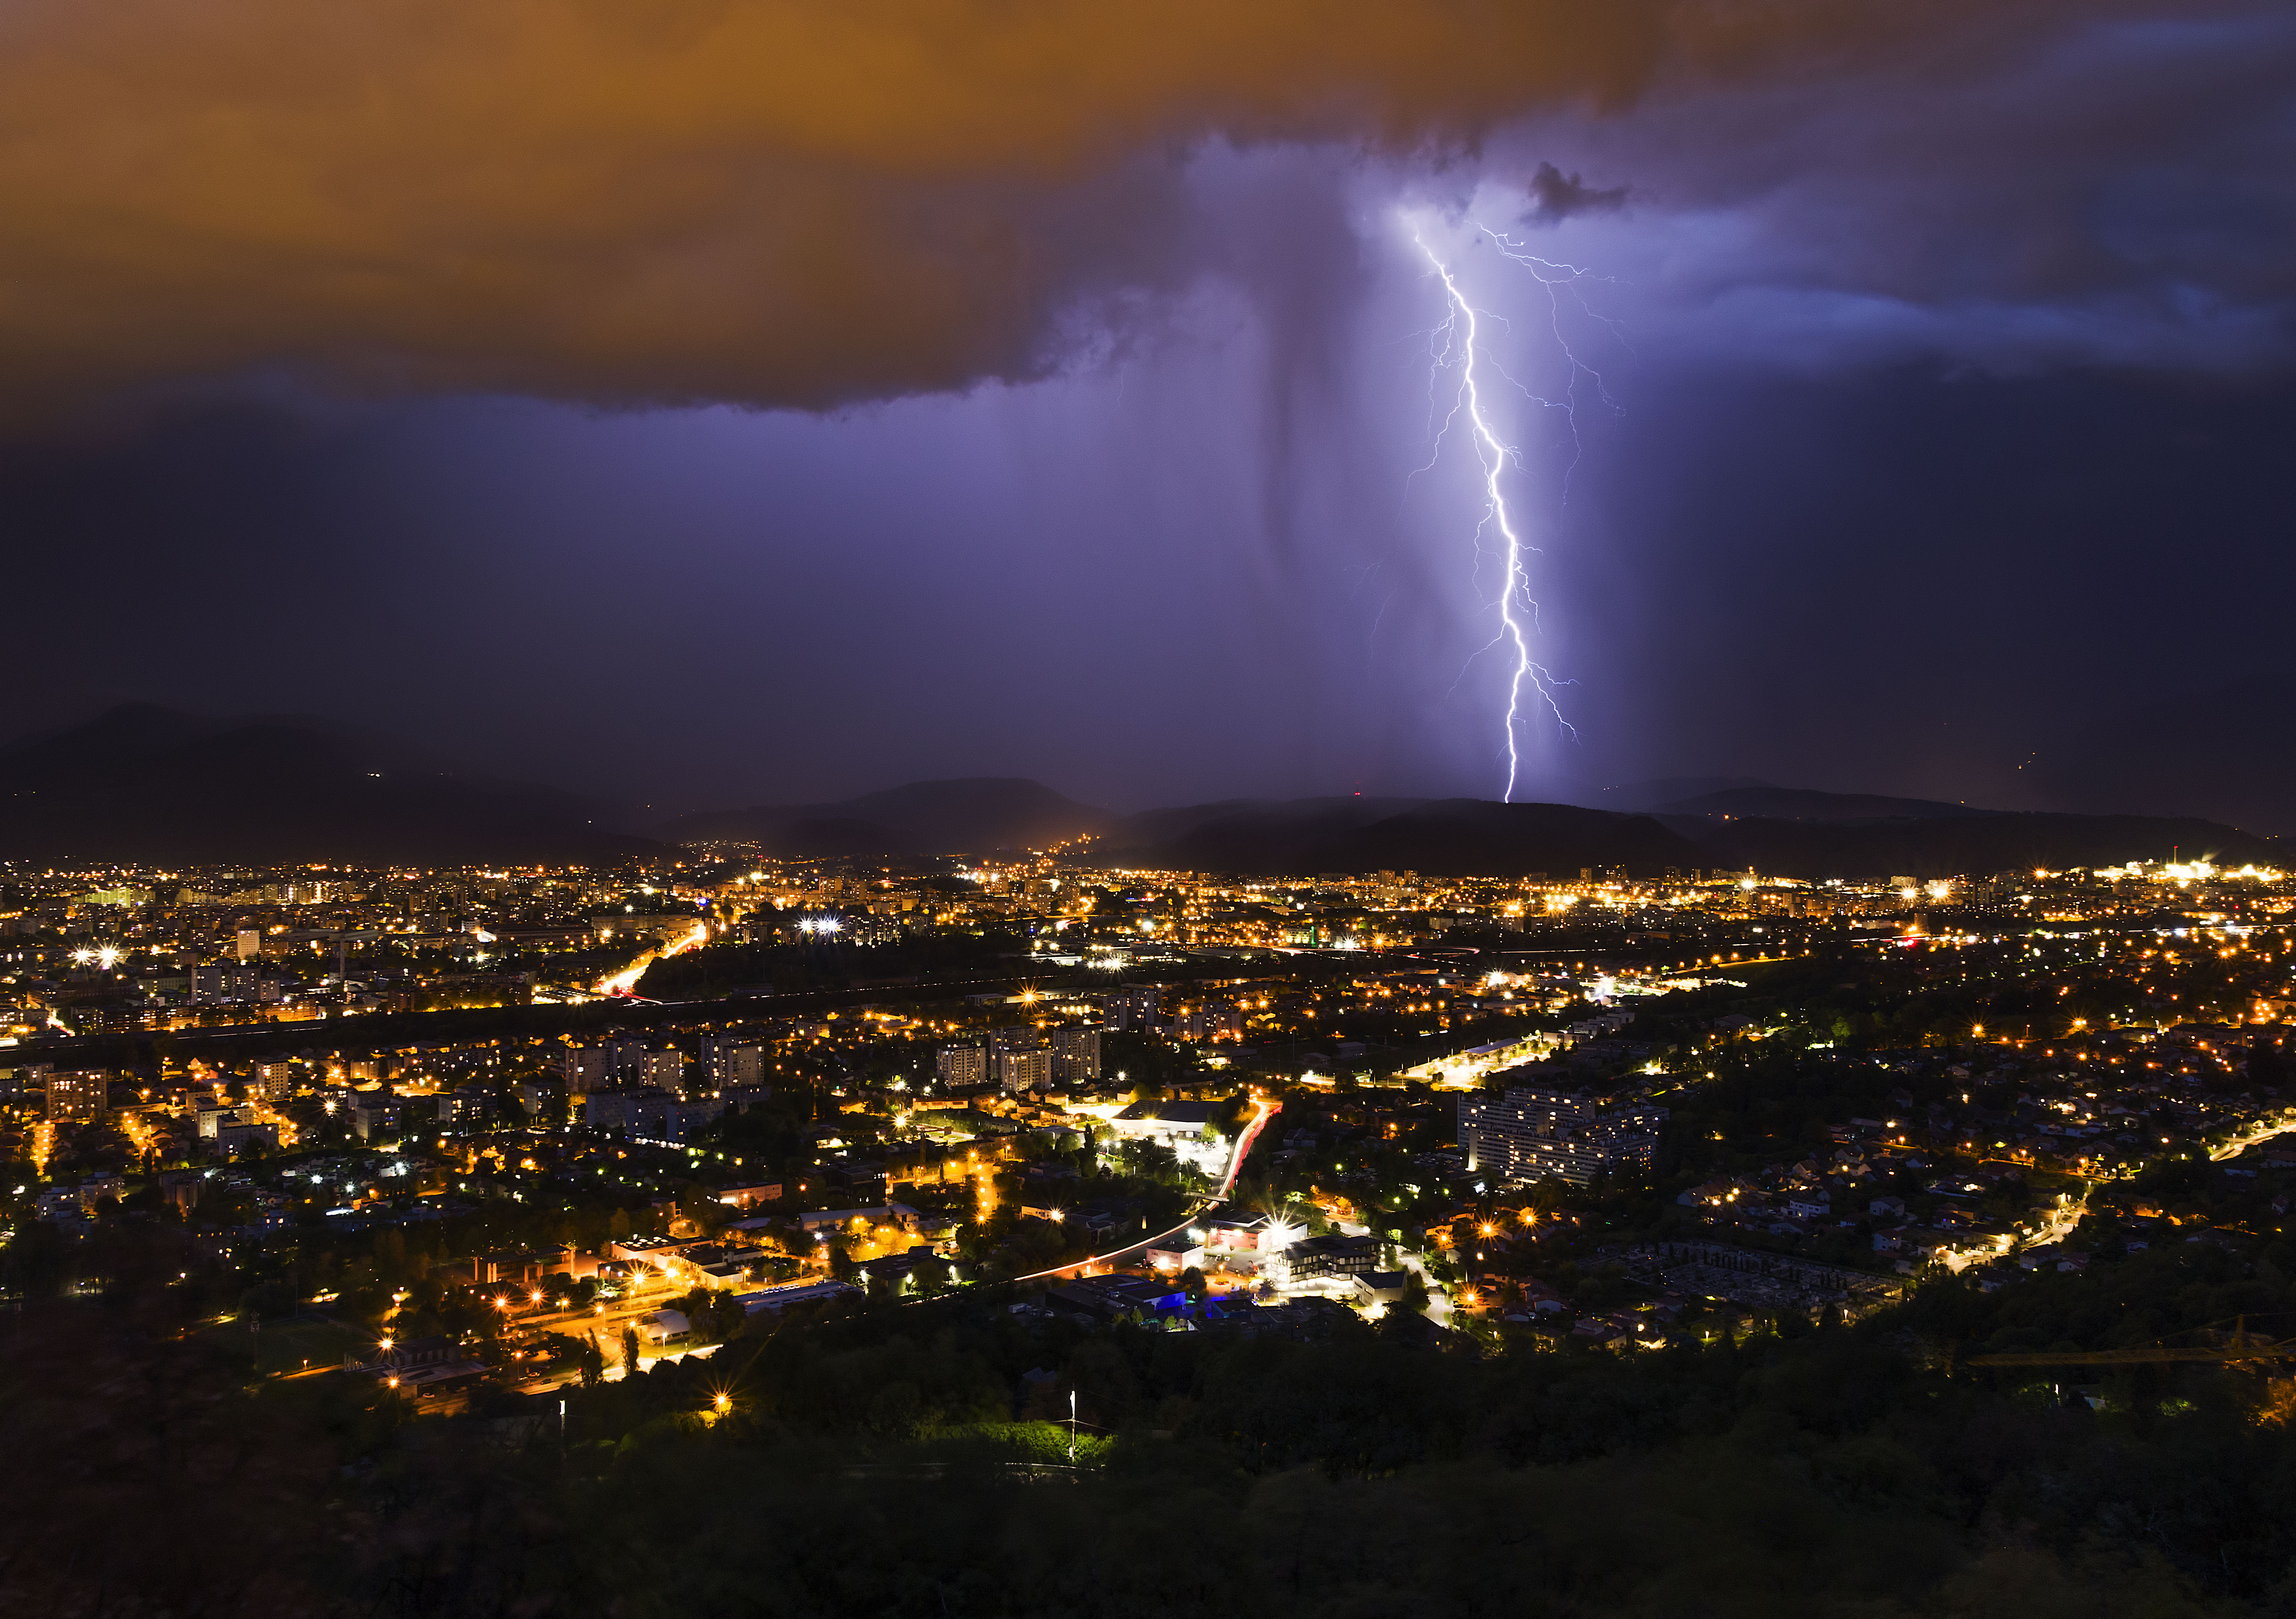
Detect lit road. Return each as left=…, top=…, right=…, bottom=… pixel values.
left=1011, top=1098, right=1282, bottom=1284
left=596, top=919, right=710, bottom=997
left=2210, top=1110, right=2296, bottom=1162
left=1939, top=1186, right=2090, bottom=1273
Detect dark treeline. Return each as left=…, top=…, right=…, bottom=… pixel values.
left=7, top=1218, right=2296, bottom=1617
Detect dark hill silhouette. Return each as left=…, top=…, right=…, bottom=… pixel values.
left=1593, top=775, right=1770, bottom=812
left=1106, top=797, right=1428, bottom=869
left=1104, top=793, right=2280, bottom=880
left=0, top=703, right=650, bottom=865
left=666, top=777, right=1109, bottom=856
left=1671, top=810, right=2277, bottom=881
left=1111, top=796, right=1704, bottom=877
left=1659, top=785, right=1991, bottom=822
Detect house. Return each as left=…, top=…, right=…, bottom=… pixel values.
left=1045, top=1273, right=1176, bottom=1321
left=1518, top=1279, right=1568, bottom=1313
left=1108, top=1098, right=1225, bottom=1146
left=1146, top=1235, right=1206, bottom=1274
left=735, top=1279, right=861, bottom=1316
left=1354, top=1271, right=1413, bottom=1308
left=1200, top=1213, right=1283, bottom=1253
left=1278, top=1233, right=1380, bottom=1284
left=796, top=1206, right=896, bottom=1236
left=854, top=1246, right=949, bottom=1294
left=2017, top=1246, right=2088, bottom=1273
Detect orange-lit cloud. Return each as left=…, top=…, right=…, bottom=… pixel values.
left=0, top=0, right=2126, bottom=419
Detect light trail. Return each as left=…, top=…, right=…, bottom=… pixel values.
left=595, top=919, right=710, bottom=998
left=1011, top=1098, right=1281, bottom=1284
left=1414, top=228, right=1578, bottom=801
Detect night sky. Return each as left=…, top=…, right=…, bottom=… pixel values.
left=2, top=3, right=2291, bottom=826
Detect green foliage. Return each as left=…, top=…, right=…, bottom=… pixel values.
left=16, top=1173, right=2296, bottom=1616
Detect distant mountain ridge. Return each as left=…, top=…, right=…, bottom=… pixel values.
left=664, top=777, right=1111, bottom=856
left=1095, top=791, right=2279, bottom=881
left=0, top=703, right=650, bottom=865
left=1656, top=785, right=1993, bottom=822
left=7, top=703, right=2280, bottom=878
left=1106, top=798, right=1701, bottom=878
left=672, top=775, right=2281, bottom=880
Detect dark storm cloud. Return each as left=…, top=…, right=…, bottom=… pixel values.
left=1521, top=162, right=1630, bottom=225
left=1497, top=6, right=2296, bottom=377
left=5, top=0, right=2295, bottom=825
left=0, top=0, right=2219, bottom=424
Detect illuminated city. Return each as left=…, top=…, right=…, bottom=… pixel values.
left=3, top=0, right=2294, bottom=1612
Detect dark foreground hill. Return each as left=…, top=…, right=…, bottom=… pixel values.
left=0, top=704, right=650, bottom=866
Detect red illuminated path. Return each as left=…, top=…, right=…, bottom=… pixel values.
left=1012, top=1099, right=1282, bottom=1285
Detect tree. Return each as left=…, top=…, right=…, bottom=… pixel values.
left=621, top=1324, right=644, bottom=1375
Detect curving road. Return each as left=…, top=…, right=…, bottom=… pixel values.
left=1011, top=1098, right=1282, bottom=1284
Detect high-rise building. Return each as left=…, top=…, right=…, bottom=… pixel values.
left=696, top=1036, right=763, bottom=1093
left=235, top=929, right=263, bottom=961
left=558, top=1045, right=612, bottom=1094
left=1172, top=1002, right=1243, bottom=1042
left=254, top=1061, right=297, bottom=1103
left=935, top=1044, right=988, bottom=1091
left=603, top=1037, right=653, bottom=1084
left=1100, top=986, right=1162, bottom=1033
left=997, top=1048, right=1054, bottom=1094
left=45, top=1068, right=108, bottom=1124
left=1047, top=1026, right=1101, bottom=1086
left=1458, top=1088, right=1667, bottom=1189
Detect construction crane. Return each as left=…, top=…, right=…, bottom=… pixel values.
left=1965, top=1317, right=2296, bottom=1367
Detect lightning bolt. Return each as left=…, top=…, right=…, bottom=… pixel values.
left=1413, top=227, right=1579, bottom=803
left=1483, top=230, right=1628, bottom=500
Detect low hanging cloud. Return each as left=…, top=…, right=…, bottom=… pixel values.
left=0, top=0, right=2257, bottom=423
left=1521, top=161, right=1631, bottom=224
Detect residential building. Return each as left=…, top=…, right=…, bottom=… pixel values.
left=696, top=1037, right=763, bottom=1092
left=997, top=1047, right=1054, bottom=1093
left=45, top=1068, right=108, bottom=1124
left=1458, top=1087, right=1669, bottom=1189
left=558, top=1045, right=612, bottom=1094
left=936, top=1044, right=989, bottom=1091
left=1048, top=1026, right=1101, bottom=1085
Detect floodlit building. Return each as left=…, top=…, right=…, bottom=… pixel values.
left=1458, top=1087, right=1668, bottom=1189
